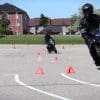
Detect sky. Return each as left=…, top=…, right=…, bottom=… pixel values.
left=0, top=0, right=100, bottom=19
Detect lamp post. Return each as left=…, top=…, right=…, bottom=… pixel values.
left=15, top=8, right=19, bottom=35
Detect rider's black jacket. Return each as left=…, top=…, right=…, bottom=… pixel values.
left=79, top=14, right=100, bottom=36
left=44, top=34, right=55, bottom=46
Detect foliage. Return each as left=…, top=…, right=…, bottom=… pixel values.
left=39, top=13, right=49, bottom=26
left=70, top=8, right=85, bottom=33
left=94, top=9, right=100, bottom=15
left=0, top=27, right=6, bottom=35
left=0, top=12, right=10, bottom=28
left=70, top=14, right=80, bottom=33
left=70, top=14, right=78, bottom=25
left=0, top=12, right=13, bottom=35
left=0, top=27, right=13, bottom=35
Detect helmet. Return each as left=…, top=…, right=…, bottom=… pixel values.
left=82, top=3, right=94, bottom=17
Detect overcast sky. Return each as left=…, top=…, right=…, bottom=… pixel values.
left=0, top=0, right=100, bottom=18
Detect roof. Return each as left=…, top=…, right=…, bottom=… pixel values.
left=50, top=18, right=71, bottom=26
left=29, top=18, right=71, bottom=26
left=0, top=3, right=29, bottom=18
left=29, top=18, right=40, bottom=26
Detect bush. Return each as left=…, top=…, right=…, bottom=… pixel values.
left=0, top=27, right=6, bottom=35
left=5, top=29, right=13, bottom=35
left=0, top=27, right=13, bottom=35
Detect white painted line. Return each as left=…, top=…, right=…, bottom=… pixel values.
left=15, top=74, right=70, bottom=100
left=61, top=73, right=100, bottom=87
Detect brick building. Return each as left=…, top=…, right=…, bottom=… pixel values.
left=0, top=3, right=30, bottom=34
left=29, top=18, right=71, bottom=35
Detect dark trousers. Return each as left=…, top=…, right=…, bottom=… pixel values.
left=89, top=45, right=100, bottom=65
left=82, top=34, right=100, bottom=65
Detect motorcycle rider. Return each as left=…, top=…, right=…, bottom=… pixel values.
left=44, top=30, right=57, bottom=53
left=79, top=3, right=100, bottom=66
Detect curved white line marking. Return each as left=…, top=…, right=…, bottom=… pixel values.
left=15, top=74, right=70, bottom=100
left=61, top=73, right=100, bottom=87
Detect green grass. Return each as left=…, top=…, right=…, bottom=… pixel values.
left=53, top=35, right=84, bottom=44
left=0, top=35, right=85, bottom=44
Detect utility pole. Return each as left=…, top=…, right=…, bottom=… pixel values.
left=15, top=8, right=19, bottom=35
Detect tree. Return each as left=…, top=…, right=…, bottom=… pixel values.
left=70, top=14, right=78, bottom=26
left=0, top=12, right=12, bottom=35
left=0, top=12, right=10, bottom=28
left=39, top=13, right=49, bottom=26
left=94, top=9, right=100, bottom=14
left=70, top=8, right=83, bottom=34
left=70, top=14, right=80, bottom=34
left=33, top=13, right=49, bottom=34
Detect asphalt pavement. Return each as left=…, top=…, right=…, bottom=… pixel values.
left=0, top=44, right=100, bottom=100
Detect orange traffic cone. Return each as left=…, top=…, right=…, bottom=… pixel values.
left=37, top=52, right=41, bottom=55
left=35, top=67, right=44, bottom=75
left=66, top=66, right=75, bottom=74
left=51, top=56, right=59, bottom=63
left=54, top=56, right=58, bottom=61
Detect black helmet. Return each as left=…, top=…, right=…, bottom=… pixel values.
left=82, top=3, right=94, bottom=16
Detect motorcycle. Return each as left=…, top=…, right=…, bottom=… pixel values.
left=91, top=29, right=100, bottom=57
left=47, top=38, right=57, bottom=54
left=80, top=27, right=100, bottom=66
